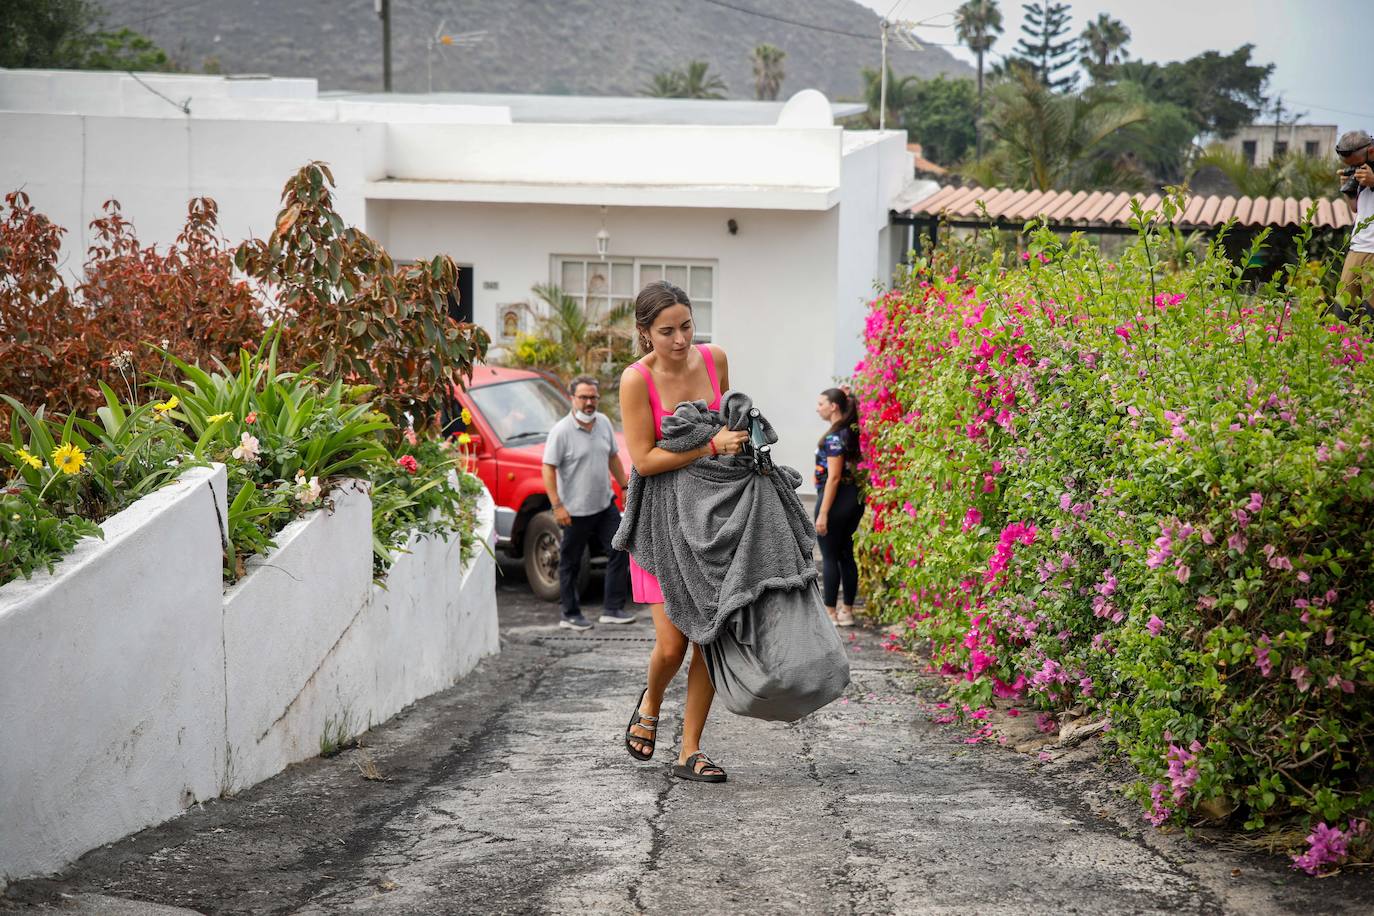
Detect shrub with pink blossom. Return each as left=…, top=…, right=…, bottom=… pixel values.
left=855, top=198, right=1374, bottom=866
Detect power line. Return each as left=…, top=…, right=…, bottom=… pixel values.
left=1285, top=98, right=1374, bottom=121
left=696, top=0, right=881, bottom=41
left=125, top=69, right=190, bottom=114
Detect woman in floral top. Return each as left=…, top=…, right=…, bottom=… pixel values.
left=814, top=387, right=864, bottom=626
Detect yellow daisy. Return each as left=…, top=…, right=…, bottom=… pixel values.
left=460, top=407, right=472, bottom=426
left=15, top=448, right=42, bottom=470
left=154, top=395, right=180, bottom=413
left=207, top=412, right=232, bottom=423
left=51, top=443, right=86, bottom=476
left=457, top=432, right=472, bottom=445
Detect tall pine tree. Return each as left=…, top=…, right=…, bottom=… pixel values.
left=1014, top=2, right=1077, bottom=92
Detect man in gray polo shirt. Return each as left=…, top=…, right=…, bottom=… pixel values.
left=542, top=375, right=635, bottom=630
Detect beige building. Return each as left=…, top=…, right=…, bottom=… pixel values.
left=1218, top=123, right=1338, bottom=166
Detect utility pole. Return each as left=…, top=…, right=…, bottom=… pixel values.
left=879, top=19, right=889, bottom=131
left=376, top=0, right=392, bottom=92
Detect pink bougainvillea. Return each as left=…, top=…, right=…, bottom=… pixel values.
left=853, top=216, right=1374, bottom=864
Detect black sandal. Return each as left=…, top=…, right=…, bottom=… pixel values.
left=625, top=688, right=658, bottom=761
left=672, top=751, right=727, bottom=783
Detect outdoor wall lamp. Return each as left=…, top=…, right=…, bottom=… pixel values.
left=728, top=218, right=739, bottom=235
left=596, top=206, right=610, bottom=260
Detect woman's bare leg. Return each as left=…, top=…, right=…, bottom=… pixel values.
left=677, top=644, right=716, bottom=765
left=628, top=602, right=686, bottom=754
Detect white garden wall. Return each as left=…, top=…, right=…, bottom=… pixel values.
left=0, top=467, right=497, bottom=883
left=0, top=465, right=228, bottom=885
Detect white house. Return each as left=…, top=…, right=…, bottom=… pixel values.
left=1217, top=122, right=1338, bottom=167
left=0, top=69, right=914, bottom=477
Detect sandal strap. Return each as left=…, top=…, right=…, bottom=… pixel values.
left=633, top=714, right=658, bottom=730
left=685, top=751, right=722, bottom=774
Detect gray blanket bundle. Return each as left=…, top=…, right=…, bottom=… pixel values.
left=613, top=390, right=849, bottom=721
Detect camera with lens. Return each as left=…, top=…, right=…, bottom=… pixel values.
left=1341, top=166, right=1362, bottom=198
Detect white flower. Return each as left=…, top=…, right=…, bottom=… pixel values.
left=293, top=471, right=321, bottom=504
left=231, top=432, right=260, bottom=463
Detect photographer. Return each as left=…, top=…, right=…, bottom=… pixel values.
left=1337, top=129, right=1374, bottom=320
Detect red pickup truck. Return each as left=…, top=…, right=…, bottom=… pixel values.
left=449, top=366, right=630, bottom=601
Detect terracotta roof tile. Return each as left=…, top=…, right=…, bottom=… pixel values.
left=1044, top=190, right=1089, bottom=221
left=1003, top=189, right=1051, bottom=221
left=896, top=185, right=1351, bottom=231
left=1213, top=197, right=1238, bottom=225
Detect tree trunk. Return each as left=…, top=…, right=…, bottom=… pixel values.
left=976, top=49, right=985, bottom=160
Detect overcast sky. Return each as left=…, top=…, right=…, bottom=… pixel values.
left=852, top=0, right=1368, bottom=140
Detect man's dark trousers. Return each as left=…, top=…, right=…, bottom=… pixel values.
left=558, top=503, right=629, bottom=618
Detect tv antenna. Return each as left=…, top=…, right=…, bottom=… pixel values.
left=428, top=20, right=489, bottom=93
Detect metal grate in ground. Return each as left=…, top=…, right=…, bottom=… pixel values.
left=537, top=633, right=657, bottom=644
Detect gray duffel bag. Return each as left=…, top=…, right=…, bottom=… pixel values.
left=702, top=581, right=851, bottom=722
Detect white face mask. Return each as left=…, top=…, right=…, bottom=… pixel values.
left=573, top=407, right=597, bottom=424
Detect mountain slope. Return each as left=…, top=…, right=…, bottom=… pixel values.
left=98, top=0, right=969, bottom=101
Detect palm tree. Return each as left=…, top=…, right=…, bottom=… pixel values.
left=860, top=65, right=920, bottom=130
left=752, top=44, right=786, bottom=101
left=955, top=0, right=1004, bottom=158
left=680, top=60, right=728, bottom=99
left=1079, top=13, right=1130, bottom=78
left=530, top=284, right=635, bottom=379
left=968, top=69, right=1149, bottom=190
left=641, top=69, right=686, bottom=98
left=1189, top=146, right=1336, bottom=201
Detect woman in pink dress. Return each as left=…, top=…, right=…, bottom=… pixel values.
left=619, top=281, right=748, bottom=783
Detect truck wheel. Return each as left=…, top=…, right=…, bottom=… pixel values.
left=523, top=511, right=588, bottom=602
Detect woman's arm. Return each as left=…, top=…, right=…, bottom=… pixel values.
left=817, top=455, right=843, bottom=534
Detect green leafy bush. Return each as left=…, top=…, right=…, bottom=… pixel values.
left=856, top=200, right=1373, bottom=870
left=1, top=389, right=188, bottom=585
left=371, top=435, right=486, bottom=579
left=0, top=493, right=101, bottom=584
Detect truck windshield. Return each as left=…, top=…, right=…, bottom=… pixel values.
left=468, top=378, right=570, bottom=445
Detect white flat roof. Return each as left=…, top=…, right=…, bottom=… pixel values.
left=327, top=90, right=865, bottom=126
left=364, top=178, right=841, bottom=211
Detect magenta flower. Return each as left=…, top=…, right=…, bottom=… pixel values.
left=1147, top=782, right=1172, bottom=825
left=1147, top=615, right=1165, bottom=637
left=1255, top=635, right=1274, bottom=677
left=1165, top=740, right=1202, bottom=802
left=1291, top=823, right=1350, bottom=875
left=1290, top=665, right=1312, bottom=693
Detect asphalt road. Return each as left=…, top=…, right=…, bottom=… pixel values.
left=5, top=562, right=1372, bottom=915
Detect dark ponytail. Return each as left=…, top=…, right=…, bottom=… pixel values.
left=818, top=387, right=860, bottom=460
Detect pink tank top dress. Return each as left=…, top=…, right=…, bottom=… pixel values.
left=628, top=344, right=722, bottom=605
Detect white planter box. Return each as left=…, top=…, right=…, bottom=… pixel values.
left=0, top=468, right=496, bottom=883
left=0, top=465, right=228, bottom=882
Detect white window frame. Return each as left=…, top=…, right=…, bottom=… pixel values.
left=551, top=255, right=717, bottom=342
